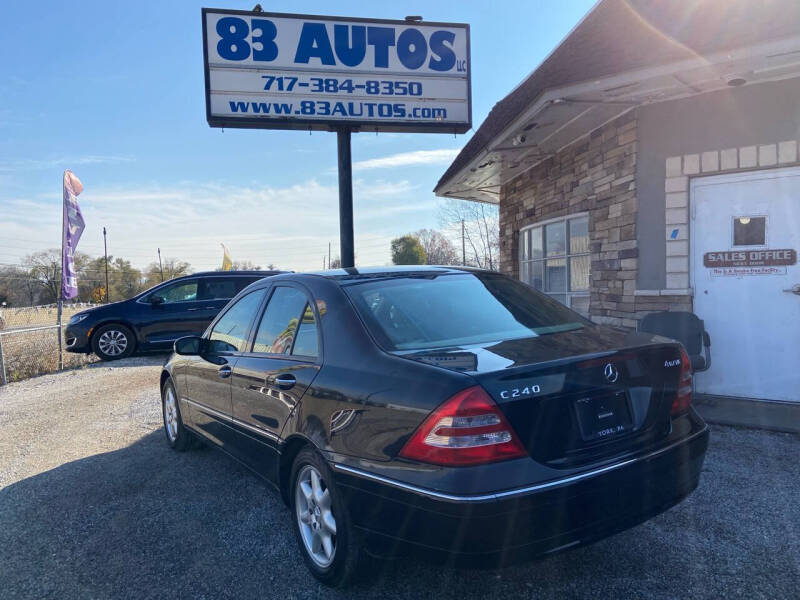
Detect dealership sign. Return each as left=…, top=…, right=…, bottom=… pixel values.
left=202, top=9, right=471, bottom=133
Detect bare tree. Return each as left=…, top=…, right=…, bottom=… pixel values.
left=438, top=200, right=500, bottom=270
left=22, top=248, right=90, bottom=304
left=144, top=258, right=192, bottom=288
left=414, top=229, right=459, bottom=265
left=0, top=265, right=37, bottom=306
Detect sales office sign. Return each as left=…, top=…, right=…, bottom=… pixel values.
left=704, top=248, right=797, bottom=276
left=202, top=9, right=471, bottom=133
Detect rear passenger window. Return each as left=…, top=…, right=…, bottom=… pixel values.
left=291, top=304, right=319, bottom=358
left=234, top=277, right=260, bottom=293
left=198, top=278, right=239, bottom=301
left=252, top=287, right=307, bottom=355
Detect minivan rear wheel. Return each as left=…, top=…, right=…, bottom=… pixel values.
left=92, top=323, right=135, bottom=361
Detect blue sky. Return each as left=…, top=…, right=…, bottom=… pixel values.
left=0, top=0, right=595, bottom=271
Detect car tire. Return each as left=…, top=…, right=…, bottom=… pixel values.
left=161, top=378, right=193, bottom=451
left=290, top=447, right=367, bottom=587
left=91, top=323, right=135, bottom=361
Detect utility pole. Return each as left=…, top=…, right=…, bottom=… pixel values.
left=461, top=219, right=466, bottom=266
left=157, top=247, right=164, bottom=281
left=328, top=242, right=331, bottom=269
left=103, top=227, right=109, bottom=303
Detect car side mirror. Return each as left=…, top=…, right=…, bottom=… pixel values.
left=150, top=295, right=165, bottom=306
left=174, top=336, right=204, bottom=356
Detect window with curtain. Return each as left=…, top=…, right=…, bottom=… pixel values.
left=519, top=214, right=590, bottom=316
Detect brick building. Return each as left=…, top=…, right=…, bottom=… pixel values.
left=436, top=0, right=800, bottom=407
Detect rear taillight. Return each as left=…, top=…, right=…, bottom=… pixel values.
left=671, top=346, right=693, bottom=417
left=399, top=386, right=527, bottom=466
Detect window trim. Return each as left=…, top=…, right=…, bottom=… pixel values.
left=519, top=213, right=590, bottom=314
left=245, top=283, right=323, bottom=364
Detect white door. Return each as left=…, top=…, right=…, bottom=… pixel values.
left=691, top=167, right=800, bottom=402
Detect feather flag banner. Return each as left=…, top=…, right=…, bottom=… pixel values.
left=61, top=170, right=85, bottom=299
left=221, top=243, right=232, bottom=271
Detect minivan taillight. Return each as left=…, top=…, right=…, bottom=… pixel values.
left=671, top=347, right=693, bottom=417
left=399, top=386, right=527, bottom=466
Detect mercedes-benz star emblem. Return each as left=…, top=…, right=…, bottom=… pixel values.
left=604, top=363, right=619, bottom=383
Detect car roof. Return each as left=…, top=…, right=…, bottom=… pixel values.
left=230, top=266, right=500, bottom=297
left=299, top=265, right=490, bottom=283
left=174, top=270, right=286, bottom=279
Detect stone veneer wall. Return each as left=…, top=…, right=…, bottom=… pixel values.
left=499, top=110, right=691, bottom=328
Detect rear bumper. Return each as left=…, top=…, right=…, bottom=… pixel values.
left=334, top=422, right=709, bottom=565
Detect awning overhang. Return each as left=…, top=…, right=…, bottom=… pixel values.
left=436, top=34, right=800, bottom=204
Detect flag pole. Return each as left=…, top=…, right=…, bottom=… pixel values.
left=57, top=171, right=65, bottom=370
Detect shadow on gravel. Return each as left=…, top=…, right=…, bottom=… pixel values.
left=84, top=353, right=170, bottom=370
left=0, top=426, right=797, bottom=599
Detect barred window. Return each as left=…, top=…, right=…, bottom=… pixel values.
left=519, top=214, right=590, bottom=316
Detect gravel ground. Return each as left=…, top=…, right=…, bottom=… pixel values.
left=0, top=357, right=798, bottom=599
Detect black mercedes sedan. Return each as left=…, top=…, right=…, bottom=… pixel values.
left=159, top=266, right=709, bottom=587
left=65, top=271, right=281, bottom=360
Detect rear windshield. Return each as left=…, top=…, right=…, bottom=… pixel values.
left=344, top=272, right=591, bottom=351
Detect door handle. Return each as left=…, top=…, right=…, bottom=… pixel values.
left=218, top=365, right=232, bottom=379
left=782, top=284, right=800, bottom=295
left=274, top=374, right=296, bottom=390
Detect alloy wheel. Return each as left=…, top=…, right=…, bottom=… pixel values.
left=98, top=329, right=128, bottom=356
left=295, top=464, right=337, bottom=568
left=164, top=387, right=179, bottom=442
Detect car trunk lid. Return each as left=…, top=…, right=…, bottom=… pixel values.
left=399, top=327, right=684, bottom=468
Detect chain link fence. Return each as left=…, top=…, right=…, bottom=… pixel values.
left=0, top=304, right=99, bottom=384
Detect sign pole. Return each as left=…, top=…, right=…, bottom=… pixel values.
left=337, top=127, right=355, bottom=269
left=202, top=10, right=471, bottom=271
